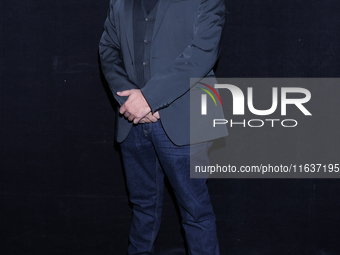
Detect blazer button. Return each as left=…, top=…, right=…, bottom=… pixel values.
left=144, top=39, right=149, bottom=44
left=145, top=17, right=150, bottom=21
left=143, top=61, right=148, bottom=66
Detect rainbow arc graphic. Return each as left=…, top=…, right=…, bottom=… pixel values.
left=198, top=82, right=222, bottom=115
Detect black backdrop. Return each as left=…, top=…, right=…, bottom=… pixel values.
left=1, top=1, right=340, bottom=254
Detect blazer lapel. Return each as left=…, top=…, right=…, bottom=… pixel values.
left=152, top=0, right=171, bottom=41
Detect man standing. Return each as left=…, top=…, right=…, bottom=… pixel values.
left=99, top=0, right=227, bottom=254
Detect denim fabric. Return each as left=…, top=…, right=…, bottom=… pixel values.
left=120, top=121, right=219, bottom=255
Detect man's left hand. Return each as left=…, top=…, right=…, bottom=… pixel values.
left=139, top=111, right=160, bottom=124
left=117, top=89, right=151, bottom=124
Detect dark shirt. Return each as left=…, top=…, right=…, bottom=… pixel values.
left=133, top=0, right=159, bottom=87
left=143, top=0, right=159, bottom=14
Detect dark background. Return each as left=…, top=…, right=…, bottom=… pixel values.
left=1, top=0, right=340, bottom=254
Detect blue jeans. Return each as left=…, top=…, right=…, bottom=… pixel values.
left=120, top=121, right=219, bottom=255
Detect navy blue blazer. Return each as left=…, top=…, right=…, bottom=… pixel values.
left=99, top=0, right=228, bottom=145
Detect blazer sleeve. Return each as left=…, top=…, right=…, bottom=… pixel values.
left=99, top=0, right=139, bottom=106
left=141, top=0, right=226, bottom=113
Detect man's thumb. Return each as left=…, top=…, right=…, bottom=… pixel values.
left=117, top=90, right=131, bottom=96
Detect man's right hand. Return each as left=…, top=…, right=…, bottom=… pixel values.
left=139, top=111, right=160, bottom=124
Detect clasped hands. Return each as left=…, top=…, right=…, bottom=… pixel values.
left=117, top=89, right=160, bottom=124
